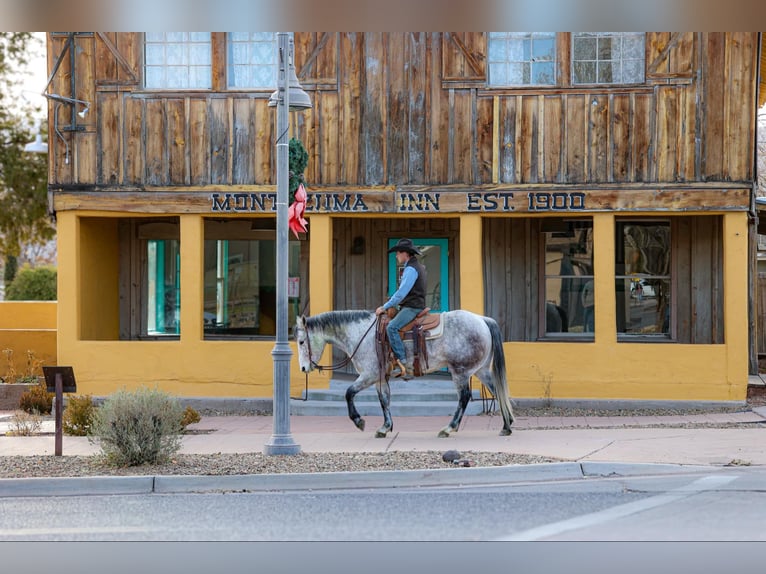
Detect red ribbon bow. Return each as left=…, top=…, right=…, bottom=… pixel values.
left=288, top=183, right=308, bottom=238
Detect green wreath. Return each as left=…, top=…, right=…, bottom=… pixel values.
left=288, top=138, right=309, bottom=204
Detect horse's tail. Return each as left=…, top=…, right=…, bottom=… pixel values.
left=483, top=317, right=515, bottom=425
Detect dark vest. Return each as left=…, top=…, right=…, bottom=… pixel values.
left=400, top=257, right=427, bottom=309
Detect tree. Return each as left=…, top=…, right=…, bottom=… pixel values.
left=0, top=33, right=53, bottom=289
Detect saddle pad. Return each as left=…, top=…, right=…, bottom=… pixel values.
left=400, top=314, right=444, bottom=339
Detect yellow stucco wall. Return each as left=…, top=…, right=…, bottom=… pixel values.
left=52, top=209, right=750, bottom=402
left=0, top=302, right=57, bottom=381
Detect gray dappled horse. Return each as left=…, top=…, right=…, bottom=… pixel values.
left=294, top=309, right=514, bottom=438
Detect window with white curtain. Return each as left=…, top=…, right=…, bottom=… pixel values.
left=227, top=32, right=279, bottom=89
left=144, top=32, right=212, bottom=89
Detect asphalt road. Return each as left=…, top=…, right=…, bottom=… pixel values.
left=1, top=466, right=764, bottom=542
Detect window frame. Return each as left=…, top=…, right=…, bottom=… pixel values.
left=143, top=32, right=214, bottom=91
left=202, top=217, right=305, bottom=341
left=142, top=32, right=282, bottom=92
left=486, top=32, right=647, bottom=90
left=614, top=218, right=674, bottom=342
left=538, top=217, right=595, bottom=341
left=118, top=217, right=181, bottom=341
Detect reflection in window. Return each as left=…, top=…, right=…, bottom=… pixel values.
left=146, top=239, right=181, bottom=335
left=488, top=32, right=556, bottom=86
left=203, top=219, right=302, bottom=338
left=572, top=33, right=645, bottom=85
left=542, top=220, right=594, bottom=336
left=615, top=220, right=671, bottom=337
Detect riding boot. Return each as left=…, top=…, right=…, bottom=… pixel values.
left=391, top=358, right=412, bottom=380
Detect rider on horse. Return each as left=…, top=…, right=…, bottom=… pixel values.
left=375, top=238, right=427, bottom=379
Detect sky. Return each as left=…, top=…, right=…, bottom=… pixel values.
left=9, top=32, right=47, bottom=120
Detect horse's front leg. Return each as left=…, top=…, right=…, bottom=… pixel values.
left=439, top=375, right=472, bottom=438
left=345, top=375, right=377, bottom=432
left=374, top=378, right=393, bottom=438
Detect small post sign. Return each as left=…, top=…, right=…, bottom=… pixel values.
left=42, top=366, right=77, bottom=456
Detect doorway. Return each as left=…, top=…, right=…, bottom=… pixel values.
left=387, top=238, right=449, bottom=312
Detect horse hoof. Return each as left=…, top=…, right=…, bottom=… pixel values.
left=499, top=428, right=512, bottom=436
left=375, top=429, right=390, bottom=438
left=438, top=429, right=451, bottom=438
left=354, top=418, right=366, bottom=431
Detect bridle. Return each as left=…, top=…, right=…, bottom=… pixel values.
left=302, top=317, right=379, bottom=372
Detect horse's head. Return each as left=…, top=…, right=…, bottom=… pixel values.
left=294, top=315, right=325, bottom=373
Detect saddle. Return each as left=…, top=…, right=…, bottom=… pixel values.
left=377, top=308, right=443, bottom=378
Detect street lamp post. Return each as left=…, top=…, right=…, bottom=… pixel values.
left=264, top=33, right=311, bottom=455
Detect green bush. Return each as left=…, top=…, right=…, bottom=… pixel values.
left=19, top=380, right=53, bottom=414
left=5, top=265, right=57, bottom=301
left=63, top=394, right=96, bottom=436
left=89, top=387, right=184, bottom=466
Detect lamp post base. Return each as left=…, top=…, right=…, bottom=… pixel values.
left=263, top=435, right=302, bottom=455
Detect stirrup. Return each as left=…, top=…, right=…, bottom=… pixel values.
left=391, top=359, right=412, bottom=380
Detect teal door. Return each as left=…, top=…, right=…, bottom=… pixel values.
left=387, top=238, right=448, bottom=312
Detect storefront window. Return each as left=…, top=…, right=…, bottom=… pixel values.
left=146, top=239, right=181, bottom=335
left=615, top=220, right=671, bottom=337
left=542, top=219, right=594, bottom=337
left=203, top=219, right=302, bottom=338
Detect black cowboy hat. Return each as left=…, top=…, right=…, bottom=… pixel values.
left=387, top=238, right=422, bottom=256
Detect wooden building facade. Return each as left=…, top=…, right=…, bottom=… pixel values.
left=45, top=32, right=759, bottom=403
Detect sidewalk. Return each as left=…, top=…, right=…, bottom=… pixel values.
left=2, top=407, right=766, bottom=466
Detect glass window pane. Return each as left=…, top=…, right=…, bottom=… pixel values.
left=615, top=220, right=671, bottom=337
left=533, top=37, right=555, bottom=61
left=489, top=62, right=508, bottom=85
left=572, top=32, right=644, bottom=85
left=573, top=36, right=596, bottom=60
left=573, top=60, right=596, bottom=84
left=488, top=32, right=556, bottom=86
left=543, top=220, right=594, bottom=336
left=226, top=32, right=279, bottom=89
left=488, top=38, right=507, bottom=61
left=204, top=220, right=304, bottom=338
left=623, top=59, right=645, bottom=83
left=598, top=61, right=615, bottom=83
left=532, top=62, right=555, bottom=84
left=147, top=239, right=180, bottom=335
left=144, top=32, right=211, bottom=89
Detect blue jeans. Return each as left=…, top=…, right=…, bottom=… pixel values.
left=386, top=306, right=421, bottom=362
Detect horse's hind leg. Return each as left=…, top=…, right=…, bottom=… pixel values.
left=475, top=367, right=514, bottom=436
left=438, top=374, right=472, bottom=438
left=374, top=379, right=394, bottom=438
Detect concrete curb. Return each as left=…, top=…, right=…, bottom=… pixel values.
left=0, top=475, right=155, bottom=498
left=0, top=462, right=718, bottom=498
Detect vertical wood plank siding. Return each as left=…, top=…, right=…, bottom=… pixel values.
left=50, top=32, right=756, bottom=190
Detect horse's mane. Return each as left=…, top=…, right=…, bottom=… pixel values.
left=306, top=309, right=374, bottom=332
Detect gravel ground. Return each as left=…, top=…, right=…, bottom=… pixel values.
left=0, top=451, right=561, bottom=479
left=1, top=389, right=764, bottom=479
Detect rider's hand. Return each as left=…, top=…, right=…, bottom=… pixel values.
left=375, top=306, right=385, bottom=316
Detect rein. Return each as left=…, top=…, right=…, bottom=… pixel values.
left=307, top=317, right=379, bottom=372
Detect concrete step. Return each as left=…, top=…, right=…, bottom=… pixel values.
left=289, top=398, right=491, bottom=417
left=304, top=388, right=484, bottom=403
left=291, top=374, right=497, bottom=416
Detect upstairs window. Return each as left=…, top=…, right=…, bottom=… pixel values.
left=572, top=33, right=645, bottom=85
left=487, top=32, right=646, bottom=88
left=144, top=32, right=212, bottom=89
left=488, top=32, right=556, bottom=86
left=227, top=32, right=279, bottom=89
